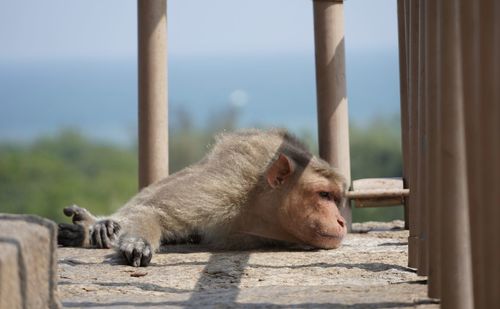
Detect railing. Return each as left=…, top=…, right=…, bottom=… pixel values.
left=398, top=0, right=500, bottom=308
left=137, top=1, right=499, bottom=307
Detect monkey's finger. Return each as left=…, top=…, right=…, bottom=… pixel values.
left=63, top=205, right=80, bottom=217
left=100, top=225, right=112, bottom=249
left=63, top=204, right=94, bottom=225
left=131, top=249, right=142, bottom=267
left=92, top=226, right=103, bottom=248
left=122, top=249, right=134, bottom=266
left=106, top=221, right=114, bottom=237
left=140, top=246, right=152, bottom=267
left=106, top=220, right=121, bottom=240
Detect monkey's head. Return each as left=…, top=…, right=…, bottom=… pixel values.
left=242, top=152, right=347, bottom=249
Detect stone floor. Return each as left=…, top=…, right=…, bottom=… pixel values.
left=57, top=221, right=439, bottom=308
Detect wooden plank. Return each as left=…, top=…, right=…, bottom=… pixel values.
left=351, top=178, right=404, bottom=191
left=348, top=178, right=408, bottom=208
left=348, top=190, right=409, bottom=199
left=352, top=197, right=405, bottom=208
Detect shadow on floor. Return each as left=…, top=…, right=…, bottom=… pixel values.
left=245, top=262, right=416, bottom=273
left=63, top=300, right=439, bottom=308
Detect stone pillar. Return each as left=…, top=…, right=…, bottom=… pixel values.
left=0, top=215, right=61, bottom=309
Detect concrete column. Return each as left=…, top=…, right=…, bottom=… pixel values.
left=438, top=0, right=474, bottom=307
left=138, top=0, right=169, bottom=189
left=313, top=0, right=352, bottom=230
left=0, top=215, right=61, bottom=309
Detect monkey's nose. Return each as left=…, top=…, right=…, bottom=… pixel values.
left=337, top=217, right=345, bottom=228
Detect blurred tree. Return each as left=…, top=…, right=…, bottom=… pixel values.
left=0, top=129, right=137, bottom=221
left=349, top=115, right=404, bottom=222
left=0, top=112, right=404, bottom=223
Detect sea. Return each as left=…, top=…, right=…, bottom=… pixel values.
left=0, top=50, right=401, bottom=145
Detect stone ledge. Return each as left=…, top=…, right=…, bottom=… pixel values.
left=0, top=214, right=61, bottom=309
left=58, top=220, right=439, bottom=308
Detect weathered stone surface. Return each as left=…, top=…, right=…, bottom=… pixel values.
left=58, top=220, right=439, bottom=308
left=0, top=214, right=61, bottom=309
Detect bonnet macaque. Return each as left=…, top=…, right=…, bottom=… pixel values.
left=58, top=129, right=347, bottom=267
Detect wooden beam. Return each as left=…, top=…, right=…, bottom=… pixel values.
left=138, top=0, right=169, bottom=189
left=312, top=0, right=352, bottom=231
left=348, top=178, right=408, bottom=208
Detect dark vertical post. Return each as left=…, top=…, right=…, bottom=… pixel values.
left=416, top=0, right=428, bottom=276
left=138, top=0, right=169, bottom=189
left=425, top=0, right=441, bottom=299
left=484, top=0, right=500, bottom=308
left=463, top=1, right=500, bottom=307
left=313, top=0, right=352, bottom=231
left=397, top=0, right=410, bottom=230
left=438, top=0, right=474, bottom=307
left=407, top=0, right=420, bottom=269
left=460, top=0, right=482, bottom=306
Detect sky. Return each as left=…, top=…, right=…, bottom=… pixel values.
left=0, top=0, right=398, bottom=61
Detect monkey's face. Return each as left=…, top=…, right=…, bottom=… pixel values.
left=255, top=153, right=346, bottom=248
left=279, top=167, right=347, bottom=249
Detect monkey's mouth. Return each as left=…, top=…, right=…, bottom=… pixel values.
left=316, top=232, right=344, bottom=240
left=311, top=231, right=344, bottom=249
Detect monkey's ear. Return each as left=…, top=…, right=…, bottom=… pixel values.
left=267, top=154, right=294, bottom=188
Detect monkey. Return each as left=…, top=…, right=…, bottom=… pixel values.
left=58, top=129, right=347, bottom=267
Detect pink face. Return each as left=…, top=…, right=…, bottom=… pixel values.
left=279, top=169, right=347, bottom=249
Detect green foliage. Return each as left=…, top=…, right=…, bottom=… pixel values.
left=169, top=107, right=239, bottom=173
left=0, top=130, right=137, bottom=221
left=349, top=116, right=404, bottom=222
left=0, top=112, right=404, bottom=223
left=350, top=116, right=402, bottom=179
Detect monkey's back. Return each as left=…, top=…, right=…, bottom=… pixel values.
left=115, top=129, right=313, bottom=247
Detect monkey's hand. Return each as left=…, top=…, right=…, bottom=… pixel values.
left=58, top=223, right=88, bottom=247
left=89, top=219, right=121, bottom=249
left=63, top=204, right=97, bottom=226
left=58, top=204, right=96, bottom=247
left=118, top=236, right=153, bottom=267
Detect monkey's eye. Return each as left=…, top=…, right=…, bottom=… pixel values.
left=318, top=191, right=342, bottom=204
left=318, top=191, right=333, bottom=200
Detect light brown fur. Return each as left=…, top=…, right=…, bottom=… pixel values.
left=58, top=129, right=347, bottom=267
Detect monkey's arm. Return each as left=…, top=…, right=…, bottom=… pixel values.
left=113, top=206, right=164, bottom=267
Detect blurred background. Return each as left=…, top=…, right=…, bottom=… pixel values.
left=0, top=0, right=403, bottom=223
